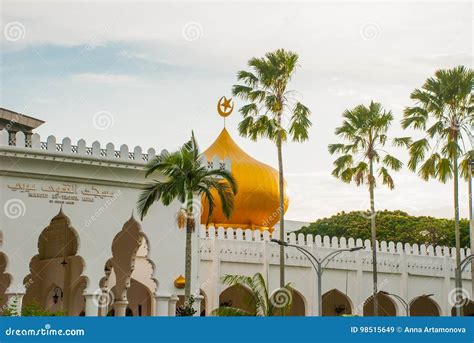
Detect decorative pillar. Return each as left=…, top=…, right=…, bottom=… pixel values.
left=353, top=251, right=363, bottom=316
left=84, top=293, right=100, bottom=316
left=154, top=295, right=170, bottom=316
left=5, top=293, right=25, bottom=316
left=193, top=295, right=204, bottom=316
left=113, top=300, right=128, bottom=317
left=168, top=295, right=179, bottom=316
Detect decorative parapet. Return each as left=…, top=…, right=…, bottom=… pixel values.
left=0, top=130, right=231, bottom=171
left=199, top=225, right=470, bottom=277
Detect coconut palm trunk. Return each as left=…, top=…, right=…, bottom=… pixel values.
left=184, top=190, right=194, bottom=301
left=453, top=145, right=463, bottom=316
left=277, top=130, right=286, bottom=288
left=369, top=158, right=378, bottom=316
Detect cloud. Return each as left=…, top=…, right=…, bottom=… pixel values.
left=71, top=72, right=145, bottom=86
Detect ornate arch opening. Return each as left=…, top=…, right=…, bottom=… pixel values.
left=101, top=216, right=157, bottom=316
left=410, top=296, right=440, bottom=316
left=22, top=209, right=87, bottom=316
left=217, top=285, right=256, bottom=315
left=288, top=288, right=306, bottom=316
left=0, top=252, right=12, bottom=311
left=363, top=292, right=397, bottom=316
left=322, top=289, right=353, bottom=316
left=451, top=300, right=474, bottom=316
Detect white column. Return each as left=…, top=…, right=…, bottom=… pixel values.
left=442, top=255, right=451, bottom=316
left=114, top=300, right=128, bottom=317
left=399, top=250, right=409, bottom=315
left=168, top=295, right=179, bottom=316
left=353, top=251, right=363, bottom=316
left=193, top=295, right=204, bottom=316
left=84, top=293, right=100, bottom=316
left=5, top=293, right=25, bottom=316
left=154, top=295, right=170, bottom=316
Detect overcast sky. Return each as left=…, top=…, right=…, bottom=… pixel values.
left=1, top=1, right=472, bottom=222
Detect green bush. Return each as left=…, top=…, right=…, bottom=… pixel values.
left=297, top=210, right=470, bottom=248
left=1, top=298, right=64, bottom=317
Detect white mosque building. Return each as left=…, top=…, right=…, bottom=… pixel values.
left=0, top=104, right=472, bottom=317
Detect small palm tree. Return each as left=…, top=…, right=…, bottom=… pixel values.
left=212, top=273, right=293, bottom=316
left=329, top=101, right=403, bottom=316
left=137, top=133, right=237, bottom=302
left=401, top=66, right=473, bottom=314
left=232, top=49, right=312, bottom=287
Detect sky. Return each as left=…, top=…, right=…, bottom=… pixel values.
left=0, top=0, right=472, bottom=222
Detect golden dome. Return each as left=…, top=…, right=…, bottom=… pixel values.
left=201, top=128, right=289, bottom=231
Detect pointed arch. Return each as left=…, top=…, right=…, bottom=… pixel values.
left=288, top=288, right=306, bottom=316
left=23, top=208, right=87, bottom=316
left=0, top=252, right=12, bottom=310
left=410, top=296, right=440, bottom=316
left=100, top=216, right=157, bottom=316
left=451, top=300, right=474, bottom=316
left=218, top=284, right=256, bottom=315
left=322, top=289, right=353, bottom=316
left=363, top=292, right=397, bottom=316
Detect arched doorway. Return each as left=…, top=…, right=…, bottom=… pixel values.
left=410, top=296, right=440, bottom=316
left=101, top=217, right=156, bottom=316
left=0, top=253, right=11, bottom=311
left=22, top=209, right=86, bottom=316
left=289, top=289, right=306, bottom=316
left=363, top=293, right=397, bottom=316
left=451, top=300, right=474, bottom=316
left=218, top=285, right=256, bottom=315
left=322, top=289, right=352, bottom=316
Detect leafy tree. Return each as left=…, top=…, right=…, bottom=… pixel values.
left=297, top=210, right=470, bottom=248
left=137, top=133, right=237, bottom=302
left=328, top=101, right=402, bottom=316
left=232, top=49, right=312, bottom=287
left=212, top=273, right=293, bottom=316
left=401, top=66, right=473, bottom=303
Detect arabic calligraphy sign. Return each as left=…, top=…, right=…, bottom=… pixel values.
left=7, top=182, right=119, bottom=205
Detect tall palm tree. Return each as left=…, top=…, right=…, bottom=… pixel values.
left=212, top=273, right=293, bottom=316
left=401, top=66, right=473, bottom=315
left=137, top=133, right=237, bottom=303
left=232, top=49, right=312, bottom=287
left=329, top=101, right=403, bottom=316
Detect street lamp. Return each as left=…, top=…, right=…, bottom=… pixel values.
left=453, top=254, right=474, bottom=316
left=270, top=238, right=363, bottom=316
left=379, top=291, right=433, bottom=316
left=467, top=127, right=474, bottom=304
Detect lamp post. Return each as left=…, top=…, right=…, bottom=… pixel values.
left=467, top=128, right=474, bottom=302
left=270, top=238, right=363, bottom=316
left=453, top=254, right=474, bottom=316
left=379, top=291, right=433, bottom=316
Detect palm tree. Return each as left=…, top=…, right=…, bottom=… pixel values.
left=232, top=49, right=312, bottom=287
left=401, top=66, right=473, bottom=315
left=212, top=273, right=293, bottom=316
left=329, top=101, right=403, bottom=316
left=137, top=133, right=237, bottom=303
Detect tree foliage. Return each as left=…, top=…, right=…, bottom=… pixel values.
left=297, top=210, right=470, bottom=248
